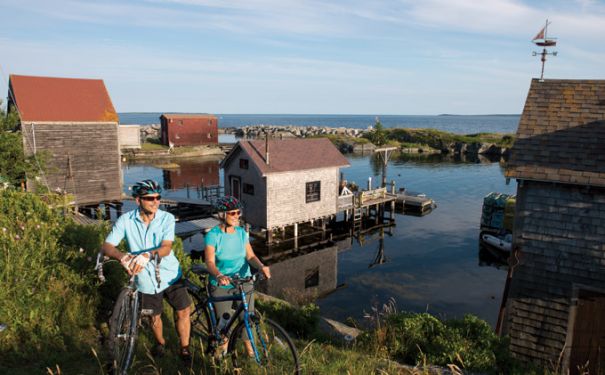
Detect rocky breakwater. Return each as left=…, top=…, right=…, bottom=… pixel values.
left=141, top=124, right=161, bottom=140
left=221, top=125, right=366, bottom=139
left=219, top=125, right=513, bottom=158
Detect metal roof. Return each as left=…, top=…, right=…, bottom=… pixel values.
left=9, top=74, right=118, bottom=123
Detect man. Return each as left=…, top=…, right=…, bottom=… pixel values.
left=102, top=179, right=192, bottom=363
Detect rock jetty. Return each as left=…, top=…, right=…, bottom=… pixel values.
left=220, top=125, right=366, bottom=139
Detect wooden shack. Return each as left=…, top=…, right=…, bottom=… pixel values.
left=160, top=114, right=218, bottom=147
left=8, top=74, right=122, bottom=205
left=502, top=79, right=605, bottom=374
left=220, top=138, right=350, bottom=234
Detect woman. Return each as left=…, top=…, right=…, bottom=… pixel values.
left=204, top=196, right=270, bottom=353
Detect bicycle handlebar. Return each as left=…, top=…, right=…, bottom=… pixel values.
left=95, top=251, right=162, bottom=284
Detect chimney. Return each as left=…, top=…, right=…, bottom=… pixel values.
left=265, top=132, right=270, bottom=165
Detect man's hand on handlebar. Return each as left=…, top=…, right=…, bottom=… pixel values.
left=130, top=253, right=150, bottom=275
left=120, top=254, right=135, bottom=275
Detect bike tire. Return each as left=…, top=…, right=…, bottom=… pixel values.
left=108, top=288, right=139, bottom=375
left=189, top=293, right=212, bottom=342
left=229, top=315, right=300, bottom=375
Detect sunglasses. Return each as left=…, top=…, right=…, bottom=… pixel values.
left=140, top=195, right=161, bottom=202
left=226, top=210, right=241, bottom=216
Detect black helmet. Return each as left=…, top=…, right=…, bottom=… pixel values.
left=214, top=195, right=243, bottom=212
left=132, top=179, right=162, bottom=197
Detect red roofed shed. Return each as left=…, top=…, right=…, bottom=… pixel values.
left=160, top=114, right=218, bottom=147
left=8, top=74, right=122, bottom=205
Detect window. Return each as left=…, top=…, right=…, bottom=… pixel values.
left=243, top=183, right=254, bottom=195
left=305, top=267, right=319, bottom=288
left=306, top=181, right=321, bottom=203
left=239, top=158, right=249, bottom=169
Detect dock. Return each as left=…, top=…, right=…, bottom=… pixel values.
left=175, top=217, right=221, bottom=237
left=396, top=189, right=436, bottom=212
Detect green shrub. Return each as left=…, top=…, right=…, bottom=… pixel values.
left=0, top=191, right=104, bottom=367
left=256, top=300, right=321, bottom=339
left=359, top=311, right=516, bottom=374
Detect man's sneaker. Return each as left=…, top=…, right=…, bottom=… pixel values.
left=180, top=346, right=192, bottom=366
left=151, top=343, right=165, bottom=358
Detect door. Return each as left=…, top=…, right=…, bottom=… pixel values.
left=230, top=176, right=241, bottom=200
left=569, top=289, right=605, bottom=375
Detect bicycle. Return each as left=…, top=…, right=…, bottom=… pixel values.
left=184, top=263, right=301, bottom=374
left=95, top=252, right=162, bottom=375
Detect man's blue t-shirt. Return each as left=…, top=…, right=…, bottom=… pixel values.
left=105, top=208, right=181, bottom=294
left=204, top=226, right=251, bottom=288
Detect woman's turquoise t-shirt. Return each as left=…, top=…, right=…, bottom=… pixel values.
left=204, top=225, right=251, bottom=287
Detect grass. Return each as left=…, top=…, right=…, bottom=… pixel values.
left=1, top=189, right=551, bottom=375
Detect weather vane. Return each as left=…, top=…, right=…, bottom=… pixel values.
left=532, top=19, right=558, bottom=81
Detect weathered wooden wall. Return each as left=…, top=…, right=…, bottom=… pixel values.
left=118, top=125, right=141, bottom=149
left=505, top=180, right=605, bottom=367
left=21, top=122, right=122, bottom=205
left=266, top=167, right=339, bottom=229
left=223, top=148, right=341, bottom=229
left=160, top=116, right=218, bottom=147
left=223, top=149, right=268, bottom=228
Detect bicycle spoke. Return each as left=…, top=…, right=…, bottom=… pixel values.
left=231, top=316, right=300, bottom=374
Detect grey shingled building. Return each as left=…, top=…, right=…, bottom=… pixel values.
left=503, top=79, right=605, bottom=374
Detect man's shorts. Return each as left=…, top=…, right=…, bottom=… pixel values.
left=141, top=279, right=191, bottom=315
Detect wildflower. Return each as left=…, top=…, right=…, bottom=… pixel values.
left=79, top=247, right=84, bottom=253
left=87, top=256, right=92, bottom=262
left=2, top=227, right=6, bottom=233
left=36, top=224, right=40, bottom=229
left=14, top=234, right=20, bottom=240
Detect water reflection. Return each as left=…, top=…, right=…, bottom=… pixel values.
left=162, top=159, right=220, bottom=190
left=123, top=151, right=515, bottom=326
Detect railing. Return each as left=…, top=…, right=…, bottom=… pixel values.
left=337, top=194, right=354, bottom=210
left=360, top=188, right=387, bottom=204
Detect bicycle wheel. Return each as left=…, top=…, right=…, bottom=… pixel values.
left=230, top=315, right=300, bottom=374
left=108, top=288, right=139, bottom=375
left=189, top=293, right=212, bottom=341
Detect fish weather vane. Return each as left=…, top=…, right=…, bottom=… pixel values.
left=532, top=19, right=558, bottom=81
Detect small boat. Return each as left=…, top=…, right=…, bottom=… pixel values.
left=480, top=233, right=512, bottom=252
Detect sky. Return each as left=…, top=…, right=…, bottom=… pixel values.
left=0, top=0, right=604, bottom=115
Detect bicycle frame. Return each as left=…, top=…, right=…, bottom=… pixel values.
left=189, top=276, right=264, bottom=363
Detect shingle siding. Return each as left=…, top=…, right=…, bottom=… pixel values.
left=266, top=168, right=339, bottom=229
left=223, top=148, right=267, bottom=228
left=506, top=180, right=605, bottom=366
left=22, top=122, right=122, bottom=205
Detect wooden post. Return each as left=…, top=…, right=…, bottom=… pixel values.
left=294, top=223, right=298, bottom=238
left=266, top=228, right=273, bottom=244
left=104, top=203, right=111, bottom=221
left=391, top=180, right=396, bottom=194
left=367, top=177, right=372, bottom=190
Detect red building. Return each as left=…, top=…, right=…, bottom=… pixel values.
left=160, top=114, right=218, bottom=147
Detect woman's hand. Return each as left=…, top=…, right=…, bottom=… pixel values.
left=260, top=266, right=271, bottom=279
left=217, top=274, right=231, bottom=286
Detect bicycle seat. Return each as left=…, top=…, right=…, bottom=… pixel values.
left=191, top=263, right=210, bottom=275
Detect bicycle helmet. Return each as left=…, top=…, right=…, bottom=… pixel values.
left=214, top=195, right=243, bottom=212
left=131, top=179, right=162, bottom=197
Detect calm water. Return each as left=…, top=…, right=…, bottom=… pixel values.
left=119, top=113, right=519, bottom=135
left=122, top=152, right=515, bottom=326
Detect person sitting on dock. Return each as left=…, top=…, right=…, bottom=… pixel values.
left=204, top=195, right=271, bottom=355
left=101, top=179, right=193, bottom=363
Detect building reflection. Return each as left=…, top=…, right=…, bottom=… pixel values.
left=252, top=224, right=390, bottom=304
left=163, top=159, right=220, bottom=190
